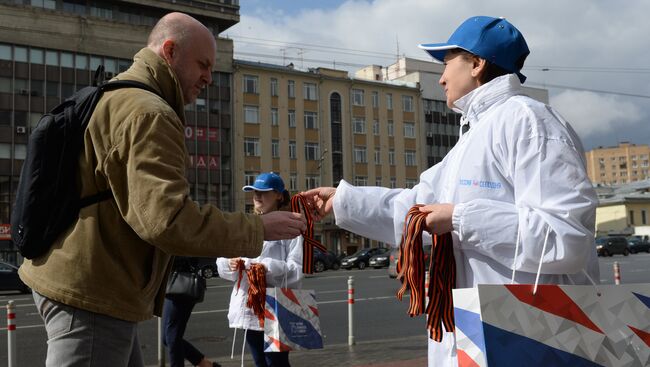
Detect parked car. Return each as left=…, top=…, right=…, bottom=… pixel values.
left=340, top=247, right=388, bottom=270
left=595, top=236, right=629, bottom=257
left=0, top=261, right=30, bottom=293
left=313, top=248, right=341, bottom=272
left=369, top=251, right=390, bottom=268
left=387, top=244, right=432, bottom=278
left=627, top=237, right=650, bottom=254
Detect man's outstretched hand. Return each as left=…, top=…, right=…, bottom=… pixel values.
left=261, top=211, right=306, bottom=240
left=418, top=204, right=454, bottom=234
left=300, top=187, right=337, bottom=221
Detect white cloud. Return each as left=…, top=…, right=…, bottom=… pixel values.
left=550, top=91, right=642, bottom=138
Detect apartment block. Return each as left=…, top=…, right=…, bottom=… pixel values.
left=232, top=60, right=422, bottom=254
left=585, top=142, right=650, bottom=186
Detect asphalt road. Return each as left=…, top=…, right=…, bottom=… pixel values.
left=0, top=253, right=649, bottom=366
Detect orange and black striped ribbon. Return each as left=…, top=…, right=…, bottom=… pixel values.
left=291, top=195, right=327, bottom=274
left=246, top=263, right=267, bottom=328
left=396, top=205, right=456, bottom=342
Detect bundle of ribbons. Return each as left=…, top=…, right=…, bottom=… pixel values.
left=396, top=205, right=456, bottom=341
left=291, top=195, right=327, bottom=274
left=234, top=259, right=268, bottom=327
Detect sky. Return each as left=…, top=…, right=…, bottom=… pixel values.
left=224, top=0, right=650, bottom=150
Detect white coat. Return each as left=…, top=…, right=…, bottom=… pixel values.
left=331, top=74, right=599, bottom=366
left=217, top=236, right=304, bottom=331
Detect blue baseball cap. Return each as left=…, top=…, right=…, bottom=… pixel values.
left=242, top=172, right=287, bottom=193
left=418, top=16, right=529, bottom=83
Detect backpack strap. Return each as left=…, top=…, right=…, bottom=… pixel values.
left=78, top=80, right=164, bottom=209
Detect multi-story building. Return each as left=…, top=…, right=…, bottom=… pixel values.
left=595, top=179, right=650, bottom=237
left=585, top=142, right=650, bottom=186
left=0, top=0, right=240, bottom=261
left=232, top=60, right=422, bottom=255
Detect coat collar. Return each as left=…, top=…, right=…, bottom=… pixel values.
left=116, top=48, right=186, bottom=122
left=452, top=74, right=523, bottom=127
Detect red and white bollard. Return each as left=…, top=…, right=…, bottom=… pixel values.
left=348, top=276, right=355, bottom=346
left=7, top=300, right=16, bottom=367
left=614, top=261, right=621, bottom=285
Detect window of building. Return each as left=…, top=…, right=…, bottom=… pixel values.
left=386, top=93, right=393, bottom=110
left=270, top=77, right=278, bottom=96
left=0, top=77, right=11, bottom=93
left=304, top=111, right=318, bottom=129
left=244, top=137, right=260, bottom=156
left=271, top=139, right=279, bottom=158
left=0, top=44, right=11, bottom=61
left=63, top=0, right=86, bottom=15
left=352, top=117, right=365, bottom=134
left=289, top=140, right=296, bottom=159
left=405, top=179, right=417, bottom=189
left=405, top=150, right=417, bottom=166
left=90, top=4, right=112, bottom=19
left=642, top=209, right=647, bottom=225
left=352, top=89, right=364, bottom=106
left=30, top=48, right=44, bottom=64
left=305, top=175, right=320, bottom=189
left=288, top=80, right=295, bottom=98
left=372, top=91, right=379, bottom=108
left=104, top=58, right=116, bottom=74
left=45, top=50, right=58, bottom=66
left=630, top=210, right=635, bottom=225
left=388, top=149, right=395, bottom=165
left=271, top=108, right=279, bottom=126
left=14, top=46, right=27, bottom=62
left=387, top=120, right=394, bottom=136
left=374, top=148, right=381, bottom=164
left=289, top=173, right=297, bottom=191
left=390, top=177, right=396, bottom=188
left=288, top=110, right=296, bottom=128
left=90, top=55, right=102, bottom=71
left=303, top=82, right=317, bottom=100
left=404, top=122, right=416, bottom=138
left=244, top=105, right=259, bottom=124
left=354, top=146, right=367, bottom=163
left=402, top=95, right=413, bottom=112
left=354, top=176, right=368, bottom=186
left=375, top=177, right=382, bottom=186
left=305, top=142, right=320, bottom=160
left=60, top=52, right=73, bottom=68
left=244, top=171, right=258, bottom=186
left=243, top=75, right=258, bottom=94
left=372, top=119, right=379, bottom=135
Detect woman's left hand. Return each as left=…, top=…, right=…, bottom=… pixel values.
left=418, top=204, right=455, bottom=234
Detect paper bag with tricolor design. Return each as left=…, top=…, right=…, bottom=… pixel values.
left=263, top=287, right=324, bottom=352
left=453, top=284, right=650, bottom=367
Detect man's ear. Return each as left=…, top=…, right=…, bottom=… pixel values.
left=160, top=39, right=176, bottom=64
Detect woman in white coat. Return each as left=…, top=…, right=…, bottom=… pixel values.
left=217, top=172, right=303, bottom=367
left=302, top=16, right=598, bottom=367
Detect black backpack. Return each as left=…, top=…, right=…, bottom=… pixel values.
left=11, top=75, right=161, bottom=259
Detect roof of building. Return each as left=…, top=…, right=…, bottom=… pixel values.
left=596, top=179, right=650, bottom=205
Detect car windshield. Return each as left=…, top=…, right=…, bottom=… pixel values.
left=350, top=249, right=369, bottom=257
left=595, top=238, right=608, bottom=245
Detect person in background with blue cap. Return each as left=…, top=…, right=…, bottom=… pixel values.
left=217, top=172, right=303, bottom=367
left=302, top=16, right=598, bottom=366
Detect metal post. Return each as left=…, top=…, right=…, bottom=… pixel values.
left=614, top=261, right=621, bottom=285
left=7, top=300, right=16, bottom=367
left=158, top=316, right=165, bottom=366
left=347, top=276, right=355, bottom=346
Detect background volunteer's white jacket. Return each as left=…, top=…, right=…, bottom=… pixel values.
left=332, top=74, right=599, bottom=366
left=217, top=236, right=303, bottom=331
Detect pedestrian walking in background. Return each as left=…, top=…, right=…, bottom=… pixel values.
left=18, top=12, right=305, bottom=367
left=302, top=16, right=598, bottom=366
left=218, top=172, right=304, bottom=367
left=163, top=256, right=221, bottom=367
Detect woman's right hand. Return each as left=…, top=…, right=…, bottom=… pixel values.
left=229, top=258, right=241, bottom=271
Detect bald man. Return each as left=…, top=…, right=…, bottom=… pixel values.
left=19, top=12, right=306, bottom=367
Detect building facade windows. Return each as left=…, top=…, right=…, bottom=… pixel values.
left=387, top=120, right=394, bottom=136
left=305, top=175, right=320, bottom=189
left=374, top=148, right=381, bottom=164
left=288, top=110, right=296, bottom=128
left=303, top=82, right=317, bottom=100
left=405, top=150, right=417, bottom=166
left=352, top=117, right=365, bottom=134
left=352, top=89, right=364, bottom=106
left=405, top=179, right=417, bottom=189
left=354, top=146, right=367, bottom=163
left=371, top=91, right=379, bottom=108
left=372, top=119, right=379, bottom=136
left=388, top=149, right=395, bottom=165
left=289, top=140, right=296, bottom=159
left=404, top=122, right=415, bottom=138
left=271, top=139, right=279, bottom=158
left=244, top=137, right=260, bottom=156
left=288, top=80, right=295, bottom=98
left=304, top=111, right=318, bottom=129
left=304, top=142, right=320, bottom=160
left=244, top=105, right=259, bottom=124
left=402, top=95, right=413, bottom=112
left=243, top=75, right=258, bottom=94
left=354, top=176, right=368, bottom=186
left=270, top=77, right=278, bottom=96
left=271, top=108, right=279, bottom=126
left=289, top=173, right=297, bottom=191
left=244, top=171, right=258, bottom=186
left=386, top=93, right=393, bottom=110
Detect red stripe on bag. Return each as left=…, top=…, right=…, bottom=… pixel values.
left=628, top=325, right=650, bottom=347
left=281, top=288, right=301, bottom=306
left=396, top=205, right=456, bottom=342
left=291, top=195, right=327, bottom=274
left=264, top=309, right=276, bottom=321
left=309, top=305, right=319, bottom=316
